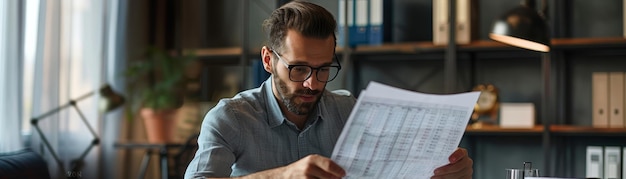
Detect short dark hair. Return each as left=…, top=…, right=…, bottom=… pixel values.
left=263, top=0, right=336, bottom=53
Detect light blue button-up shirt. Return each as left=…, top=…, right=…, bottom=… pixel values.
left=185, top=78, right=356, bottom=178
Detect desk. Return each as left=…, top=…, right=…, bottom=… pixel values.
left=114, top=142, right=183, bottom=179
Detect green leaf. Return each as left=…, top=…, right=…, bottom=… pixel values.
left=122, top=46, right=196, bottom=121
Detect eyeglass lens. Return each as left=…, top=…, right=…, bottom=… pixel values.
left=289, top=65, right=339, bottom=82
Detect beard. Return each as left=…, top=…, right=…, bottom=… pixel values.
left=273, top=74, right=323, bottom=115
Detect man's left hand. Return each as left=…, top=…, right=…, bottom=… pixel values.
left=431, top=148, right=473, bottom=179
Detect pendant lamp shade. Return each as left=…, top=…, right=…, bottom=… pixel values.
left=489, top=3, right=550, bottom=52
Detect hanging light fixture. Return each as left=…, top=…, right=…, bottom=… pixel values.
left=489, top=0, right=550, bottom=52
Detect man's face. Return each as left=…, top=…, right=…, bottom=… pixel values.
left=266, top=30, right=336, bottom=116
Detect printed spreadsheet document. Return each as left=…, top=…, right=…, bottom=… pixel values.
left=331, top=81, right=480, bottom=179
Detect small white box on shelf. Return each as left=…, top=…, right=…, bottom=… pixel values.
left=499, top=103, right=535, bottom=128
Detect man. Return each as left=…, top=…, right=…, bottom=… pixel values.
left=185, top=1, right=473, bottom=178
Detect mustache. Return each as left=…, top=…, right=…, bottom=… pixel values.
left=297, top=88, right=321, bottom=96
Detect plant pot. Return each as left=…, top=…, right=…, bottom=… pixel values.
left=140, top=108, right=179, bottom=143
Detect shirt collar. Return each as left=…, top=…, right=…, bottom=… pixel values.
left=263, top=77, right=325, bottom=128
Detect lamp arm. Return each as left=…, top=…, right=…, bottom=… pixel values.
left=29, top=90, right=96, bottom=176
left=70, top=139, right=98, bottom=171
left=68, top=103, right=101, bottom=172
left=33, top=123, right=66, bottom=175
left=31, top=91, right=95, bottom=122
left=71, top=104, right=99, bottom=139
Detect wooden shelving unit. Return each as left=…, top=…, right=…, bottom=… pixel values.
left=168, top=0, right=626, bottom=178
left=349, top=34, right=626, bottom=178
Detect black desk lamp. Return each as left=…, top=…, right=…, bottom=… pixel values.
left=489, top=0, right=550, bottom=52
left=31, top=84, right=124, bottom=174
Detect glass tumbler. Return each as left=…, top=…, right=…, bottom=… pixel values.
left=505, top=168, right=540, bottom=179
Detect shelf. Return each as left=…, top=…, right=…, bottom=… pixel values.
left=349, top=37, right=626, bottom=55
left=551, top=37, right=626, bottom=50
left=178, top=47, right=260, bottom=58
left=175, top=37, right=626, bottom=61
left=461, top=37, right=626, bottom=51
left=550, top=125, right=626, bottom=136
left=352, top=40, right=510, bottom=54
left=353, top=41, right=445, bottom=54
left=464, top=123, right=544, bottom=136
left=189, top=47, right=243, bottom=58
left=464, top=123, right=626, bottom=137
left=173, top=47, right=260, bottom=65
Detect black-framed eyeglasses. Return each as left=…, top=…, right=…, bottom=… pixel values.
left=271, top=50, right=342, bottom=82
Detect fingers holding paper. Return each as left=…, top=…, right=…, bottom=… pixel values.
left=431, top=148, right=474, bottom=179
left=280, top=154, right=346, bottom=179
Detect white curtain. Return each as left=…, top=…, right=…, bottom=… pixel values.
left=28, top=0, right=124, bottom=178
left=0, top=0, right=25, bottom=153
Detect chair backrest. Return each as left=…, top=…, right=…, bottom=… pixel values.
left=172, top=133, right=199, bottom=179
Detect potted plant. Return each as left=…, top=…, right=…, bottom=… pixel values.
left=124, top=47, right=194, bottom=143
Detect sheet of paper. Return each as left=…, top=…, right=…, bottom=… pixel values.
left=331, top=81, right=479, bottom=178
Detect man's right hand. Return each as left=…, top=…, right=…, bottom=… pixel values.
left=241, top=154, right=346, bottom=179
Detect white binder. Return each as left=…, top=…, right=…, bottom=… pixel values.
left=604, top=146, right=621, bottom=179
left=586, top=146, right=603, bottom=178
